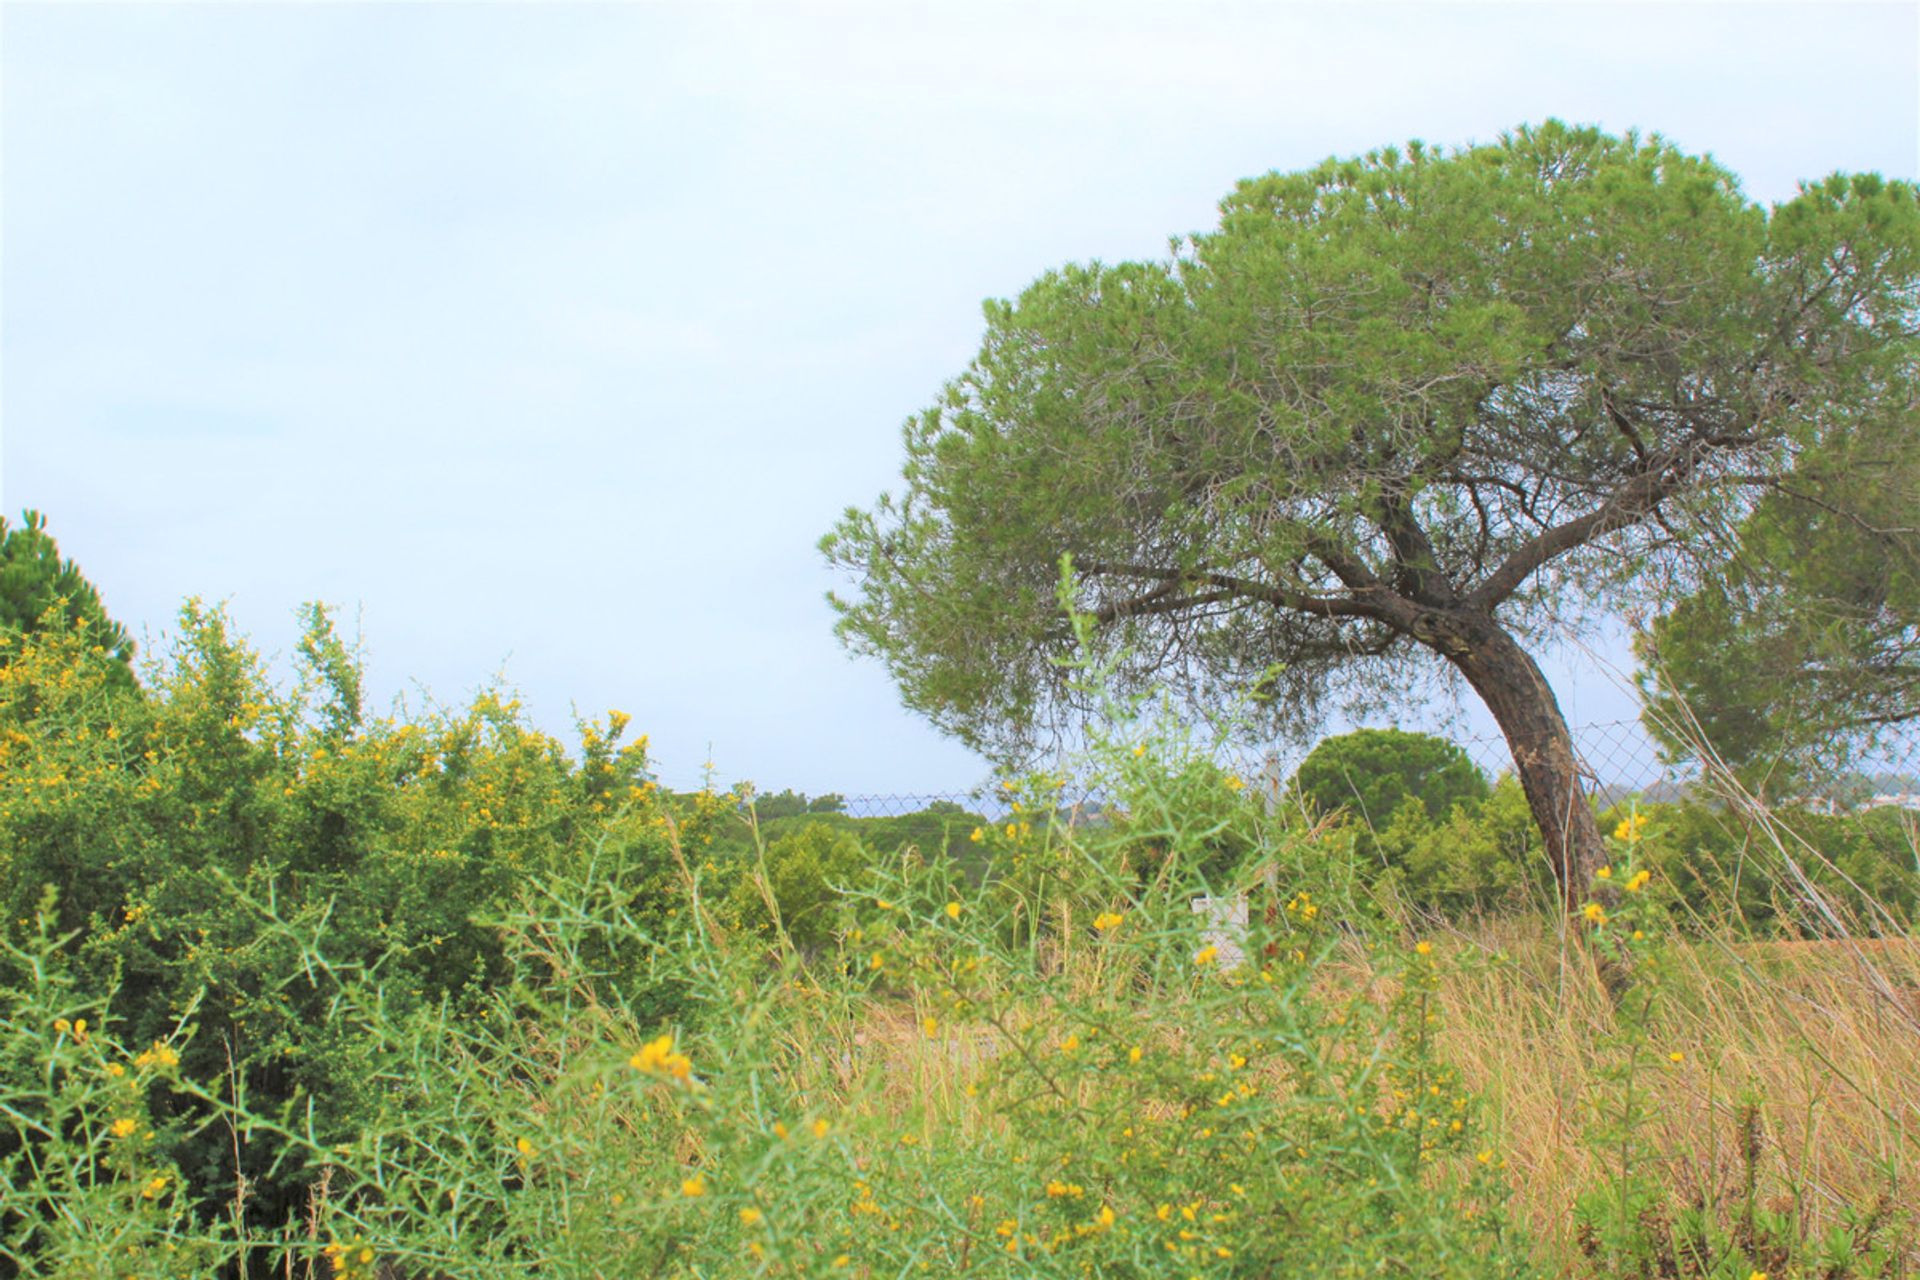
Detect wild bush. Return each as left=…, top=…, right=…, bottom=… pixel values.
left=0, top=600, right=728, bottom=1246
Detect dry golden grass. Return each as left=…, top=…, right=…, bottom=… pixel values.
left=1426, top=917, right=1918, bottom=1267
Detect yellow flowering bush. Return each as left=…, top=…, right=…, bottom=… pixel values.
left=0, top=602, right=726, bottom=1248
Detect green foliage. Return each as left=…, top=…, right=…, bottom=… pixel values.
left=827, top=123, right=1920, bottom=898
left=746, top=788, right=847, bottom=821
left=2, top=713, right=1533, bottom=1279
left=1370, top=777, right=1554, bottom=914
left=1562, top=829, right=1913, bottom=1279
left=1595, top=800, right=1920, bottom=931
left=1637, top=415, right=1920, bottom=786
left=824, top=123, right=1920, bottom=759
left=0, top=511, right=133, bottom=681
left=0, top=599, right=727, bottom=1246
left=726, top=820, right=870, bottom=949
left=3, top=581, right=1911, bottom=1276
left=1291, top=728, right=1490, bottom=829
left=1340, top=775, right=1920, bottom=929
left=709, top=795, right=995, bottom=888
left=1, top=903, right=219, bottom=1276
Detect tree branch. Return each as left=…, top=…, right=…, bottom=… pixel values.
left=1090, top=586, right=1238, bottom=624
left=1466, top=452, right=1698, bottom=608
left=1078, top=559, right=1389, bottom=621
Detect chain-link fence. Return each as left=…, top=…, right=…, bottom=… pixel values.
left=803, top=719, right=1920, bottom=822
left=1454, top=718, right=1920, bottom=812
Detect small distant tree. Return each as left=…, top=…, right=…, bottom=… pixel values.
left=1290, top=728, right=1489, bottom=828
left=824, top=123, right=1920, bottom=906
left=747, top=790, right=849, bottom=823
left=0, top=511, right=133, bottom=681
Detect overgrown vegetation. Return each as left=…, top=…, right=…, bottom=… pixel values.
left=2, top=594, right=1915, bottom=1277
left=1291, top=729, right=1920, bottom=925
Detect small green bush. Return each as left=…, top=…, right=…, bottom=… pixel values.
left=725, top=819, right=872, bottom=950
left=1290, top=728, right=1490, bottom=832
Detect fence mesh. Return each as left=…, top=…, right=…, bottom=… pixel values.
left=803, top=719, right=1920, bottom=822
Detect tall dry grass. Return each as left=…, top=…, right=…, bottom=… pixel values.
left=1437, top=917, right=1918, bottom=1268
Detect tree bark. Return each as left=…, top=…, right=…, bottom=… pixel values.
left=1422, top=611, right=1606, bottom=912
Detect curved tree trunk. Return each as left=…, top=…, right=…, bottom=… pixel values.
left=1429, top=613, right=1606, bottom=912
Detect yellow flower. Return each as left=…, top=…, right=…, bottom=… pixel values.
left=133, top=1041, right=179, bottom=1071
left=1194, top=945, right=1219, bottom=966
left=681, top=1174, right=707, bottom=1198
left=1414, top=940, right=1432, bottom=956
left=1132, top=744, right=1146, bottom=758
left=945, top=901, right=961, bottom=919
left=1668, top=1051, right=1684, bottom=1064
left=1004, top=823, right=1018, bottom=839
left=869, top=951, right=884, bottom=971
left=141, top=1175, right=168, bottom=1199
left=1613, top=812, right=1649, bottom=844
left=1476, top=1148, right=1494, bottom=1164
left=1057, top=1035, right=1079, bottom=1054
left=772, top=1121, right=789, bottom=1140
left=104, top=1063, right=125, bottom=1078
left=628, top=1034, right=694, bottom=1082
left=1625, top=869, right=1652, bottom=893
left=739, top=1207, right=763, bottom=1226
left=111, top=1118, right=138, bottom=1139
left=515, top=1137, right=534, bottom=1156
left=1595, top=865, right=1612, bottom=880
left=52, top=1018, right=70, bottom=1035
left=1582, top=902, right=1608, bottom=925
left=811, top=1119, right=830, bottom=1139
left=969, top=827, right=984, bottom=843
left=1128, top=1046, right=1143, bottom=1064
left=1093, top=911, right=1125, bottom=931
left=922, top=1016, right=939, bottom=1037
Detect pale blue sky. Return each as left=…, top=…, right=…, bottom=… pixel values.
left=3, top=2, right=1916, bottom=793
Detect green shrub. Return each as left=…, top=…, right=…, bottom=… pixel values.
left=1290, top=728, right=1490, bottom=831
left=725, top=820, right=872, bottom=950
left=0, top=599, right=726, bottom=1246
left=1370, top=776, right=1555, bottom=913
